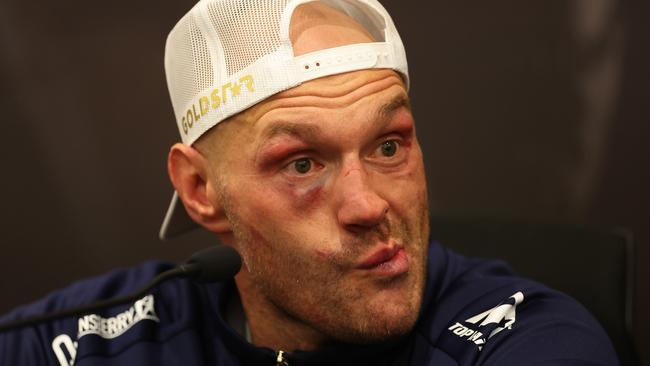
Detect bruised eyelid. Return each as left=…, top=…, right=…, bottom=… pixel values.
left=255, top=136, right=311, bottom=168
left=256, top=122, right=322, bottom=158
left=380, top=109, right=415, bottom=139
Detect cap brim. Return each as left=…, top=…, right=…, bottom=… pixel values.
left=159, top=191, right=199, bottom=240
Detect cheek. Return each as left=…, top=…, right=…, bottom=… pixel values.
left=243, top=217, right=333, bottom=274
left=232, top=177, right=329, bottom=244
left=405, top=145, right=428, bottom=189
left=389, top=148, right=427, bottom=190
left=314, top=248, right=336, bottom=260
left=377, top=156, right=428, bottom=217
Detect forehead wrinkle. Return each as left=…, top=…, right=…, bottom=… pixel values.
left=248, top=73, right=406, bottom=125
left=258, top=93, right=410, bottom=149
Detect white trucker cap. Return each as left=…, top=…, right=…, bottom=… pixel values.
left=160, top=0, right=409, bottom=239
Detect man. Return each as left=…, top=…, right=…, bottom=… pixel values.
left=0, top=0, right=619, bottom=365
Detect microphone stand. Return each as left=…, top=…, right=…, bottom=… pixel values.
left=0, top=264, right=198, bottom=333
left=0, top=245, right=241, bottom=333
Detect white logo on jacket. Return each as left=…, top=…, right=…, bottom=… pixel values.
left=447, top=291, right=524, bottom=351
left=51, top=294, right=159, bottom=366
left=77, top=294, right=159, bottom=339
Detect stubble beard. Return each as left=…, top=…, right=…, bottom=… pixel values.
left=221, top=187, right=430, bottom=346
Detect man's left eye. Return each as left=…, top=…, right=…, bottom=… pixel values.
left=292, top=158, right=312, bottom=174
left=379, top=140, right=399, bottom=157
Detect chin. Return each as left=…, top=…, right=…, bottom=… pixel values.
left=338, top=266, right=425, bottom=344
left=331, top=292, right=422, bottom=345
left=376, top=301, right=420, bottom=338
left=348, top=310, right=419, bottom=344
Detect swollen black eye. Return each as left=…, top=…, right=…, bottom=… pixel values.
left=293, top=158, right=312, bottom=174
left=380, top=140, right=398, bottom=157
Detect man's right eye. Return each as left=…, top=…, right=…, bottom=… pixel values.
left=292, top=158, right=312, bottom=174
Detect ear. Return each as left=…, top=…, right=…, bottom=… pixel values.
left=167, top=143, right=231, bottom=234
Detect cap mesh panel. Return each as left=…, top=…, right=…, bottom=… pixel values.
left=167, top=15, right=214, bottom=116
left=206, top=0, right=289, bottom=76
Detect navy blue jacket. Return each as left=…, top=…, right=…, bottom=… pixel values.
left=0, top=241, right=619, bottom=365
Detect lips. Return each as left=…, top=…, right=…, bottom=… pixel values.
left=356, top=246, right=409, bottom=276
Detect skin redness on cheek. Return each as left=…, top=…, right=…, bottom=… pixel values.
left=314, top=248, right=334, bottom=260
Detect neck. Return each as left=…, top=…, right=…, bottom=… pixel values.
left=234, top=270, right=328, bottom=352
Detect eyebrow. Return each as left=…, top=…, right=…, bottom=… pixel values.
left=377, top=95, right=411, bottom=122
left=262, top=122, right=322, bottom=142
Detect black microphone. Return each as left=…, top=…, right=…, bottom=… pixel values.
left=0, top=245, right=241, bottom=333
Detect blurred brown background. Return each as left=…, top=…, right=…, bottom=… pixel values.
left=0, top=0, right=647, bottom=364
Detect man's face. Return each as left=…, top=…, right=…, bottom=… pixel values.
left=210, top=68, right=429, bottom=345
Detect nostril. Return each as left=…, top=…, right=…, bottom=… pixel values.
left=345, top=223, right=372, bottom=234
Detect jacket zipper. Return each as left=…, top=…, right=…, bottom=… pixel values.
left=275, top=350, right=289, bottom=366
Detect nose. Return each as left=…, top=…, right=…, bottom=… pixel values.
left=336, top=167, right=389, bottom=232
